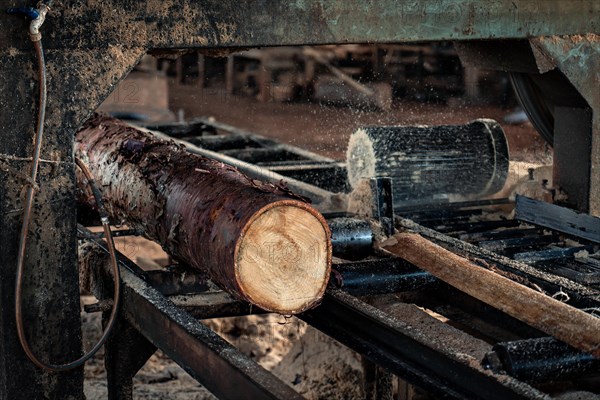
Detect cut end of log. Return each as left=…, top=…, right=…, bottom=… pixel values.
left=346, top=128, right=376, bottom=189
left=235, top=201, right=332, bottom=315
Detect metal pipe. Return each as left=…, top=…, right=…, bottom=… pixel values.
left=328, top=217, right=373, bottom=259
left=486, top=337, right=600, bottom=382
left=334, top=258, right=436, bottom=296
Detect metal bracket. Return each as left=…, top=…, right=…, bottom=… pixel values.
left=370, top=177, right=395, bottom=236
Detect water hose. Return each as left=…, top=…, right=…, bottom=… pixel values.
left=9, top=1, right=122, bottom=372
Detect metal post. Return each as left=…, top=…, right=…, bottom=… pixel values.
left=0, top=16, right=144, bottom=397
left=530, top=36, right=600, bottom=216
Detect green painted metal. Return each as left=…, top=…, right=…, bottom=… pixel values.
left=1, top=1, right=599, bottom=50
left=279, top=0, right=600, bottom=43
left=532, top=36, right=600, bottom=109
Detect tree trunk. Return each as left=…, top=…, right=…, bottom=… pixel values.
left=75, top=114, right=331, bottom=315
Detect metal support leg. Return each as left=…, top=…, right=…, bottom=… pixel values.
left=370, top=177, right=395, bottom=236
left=531, top=36, right=600, bottom=215
left=0, top=31, right=143, bottom=396
left=103, top=313, right=157, bottom=400
left=553, top=106, right=595, bottom=211
left=362, top=357, right=394, bottom=400
left=84, top=234, right=303, bottom=400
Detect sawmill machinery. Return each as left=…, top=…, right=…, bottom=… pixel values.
left=0, top=1, right=599, bottom=399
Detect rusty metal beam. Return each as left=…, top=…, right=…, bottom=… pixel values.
left=2, top=1, right=599, bottom=51
left=301, top=290, right=547, bottom=400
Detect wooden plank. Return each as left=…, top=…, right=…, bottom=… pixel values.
left=380, top=232, right=600, bottom=357
left=515, top=195, right=600, bottom=243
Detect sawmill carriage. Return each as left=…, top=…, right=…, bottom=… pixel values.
left=0, top=1, right=599, bottom=399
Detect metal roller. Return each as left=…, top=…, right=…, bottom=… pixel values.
left=485, top=337, right=600, bottom=382
left=334, top=258, right=436, bottom=296
left=328, top=217, right=374, bottom=259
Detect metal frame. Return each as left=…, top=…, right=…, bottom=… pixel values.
left=301, top=290, right=547, bottom=400
left=86, top=230, right=548, bottom=400
left=73, top=122, right=600, bottom=399
left=1, top=1, right=599, bottom=398
left=81, top=205, right=600, bottom=399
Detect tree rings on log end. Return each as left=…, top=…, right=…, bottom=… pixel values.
left=235, top=200, right=332, bottom=315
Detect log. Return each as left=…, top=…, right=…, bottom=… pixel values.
left=75, top=114, right=332, bottom=314
left=380, top=232, right=600, bottom=357
left=346, top=120, right=509, bottom=203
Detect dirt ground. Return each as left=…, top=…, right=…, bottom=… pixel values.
left=84, top=80, right=551, bottom=399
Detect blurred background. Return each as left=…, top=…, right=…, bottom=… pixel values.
left=97, top=43, right=550, bottom=164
